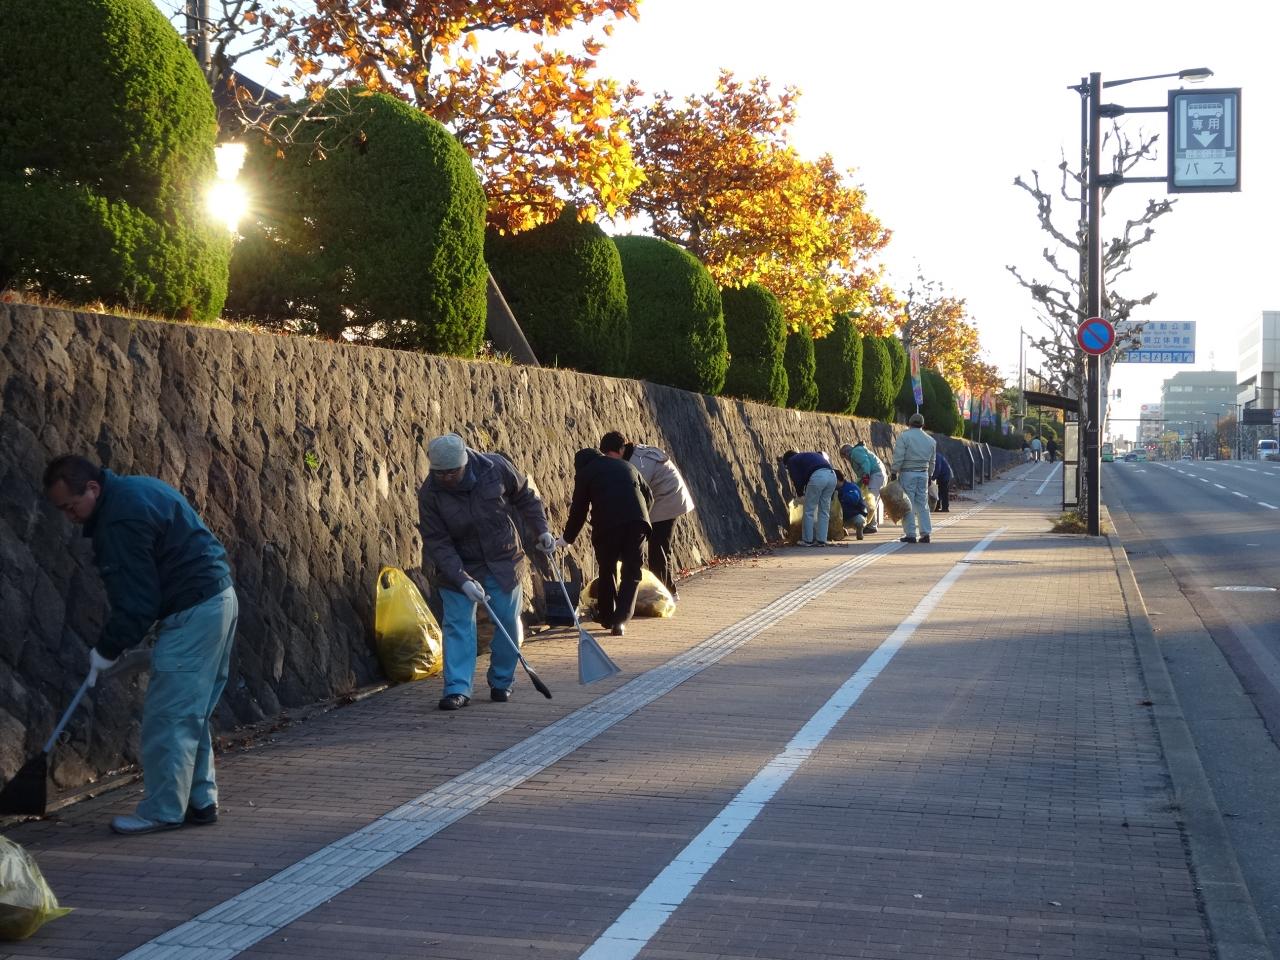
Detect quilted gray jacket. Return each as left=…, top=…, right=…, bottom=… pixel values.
left=419, top=450, right=549, bottom=591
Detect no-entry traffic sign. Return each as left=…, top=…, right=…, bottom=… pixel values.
left=1076, top=316, right=1115, bottom=356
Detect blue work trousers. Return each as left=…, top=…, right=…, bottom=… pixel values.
left=136, top=586, right=238, bottom=824
left=900, top=471, right=933, bottom=539
left=802, top=467, right=838, bottom=543
left=440, top=575, right=521, bottom=698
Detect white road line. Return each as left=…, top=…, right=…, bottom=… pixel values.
left=1034, top=462, right=1062, bottom=495
left=1200, top=478, right=1211, bottom=483
left=1232, top=491, right=1249, bottom=499
left=1213, top=483, right=1226, bottom=489
left=120, top=484, right=1018, bottom=960
left=578, top=528, right=1007, bottom=960
left=1260, top=502, right=1278, bottom=510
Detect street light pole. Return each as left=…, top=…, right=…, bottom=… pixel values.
left=1085, top=72, right=1103, bottom=535
left=1075, top=65, right=1213, bottom=534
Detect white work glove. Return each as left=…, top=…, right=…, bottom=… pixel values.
left=461, top=580, right=488, bottom=604
left=87, top=648, right=117, bottom=688
left=536, top=531, right=557, bottom=553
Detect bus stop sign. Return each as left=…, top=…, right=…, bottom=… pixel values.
left=1076, top=316, right=1115, bottom=356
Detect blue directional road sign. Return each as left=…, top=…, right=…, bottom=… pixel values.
left=1076, top=316, right=1115, bottom=356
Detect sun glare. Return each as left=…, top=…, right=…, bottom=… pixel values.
left=208, top=142, right=249, bottom=234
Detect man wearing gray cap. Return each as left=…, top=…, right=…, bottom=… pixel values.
left=418, top=433, right=556, bottom=710
left=891, top=413, right=937, bottom=544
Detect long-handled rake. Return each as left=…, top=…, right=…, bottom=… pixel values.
left=0, top=674, right=93, bottom=817
left=552, top=559, right=621, bottom=685
left=478, top=595, right=552, bottom=699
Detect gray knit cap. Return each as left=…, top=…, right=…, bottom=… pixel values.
left=428, top=433, right=467, bottom=470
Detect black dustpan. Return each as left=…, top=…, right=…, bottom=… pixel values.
left=0, top=674, right=92, bottom=816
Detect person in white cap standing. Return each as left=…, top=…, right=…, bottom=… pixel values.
left=891, top=413, right=937, bottom=544
left=418, top=433, right=556, bottom=710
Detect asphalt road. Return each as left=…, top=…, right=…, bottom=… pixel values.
left=1105, top=456, right=1280, bottom=957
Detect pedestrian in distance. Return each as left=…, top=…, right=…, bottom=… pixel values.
left=782, top=449, right=838, bottom=546
left=418, top=433, right=556, bottom=711
left=933, top=450, right=953, bottom=512
left=840, top=441, right=886, bottom=534
left=561, top=447, right=653, bottom=637
left=1022, top=437, right=1031, bottom=462
left=599, top=431, right=695, bottom=602
left=1031, top=436, right=1043, bottom=462
left=42, top=455, right=238, bottom=836
left=1046, top=437, right=1058, bottom=463
left=891, top=414, right=937, bottom=543
left=835, top=471, right=868, bottom=540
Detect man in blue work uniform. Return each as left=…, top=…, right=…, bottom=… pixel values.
left=891, top=414, right=937, bottom=543
left=43, top=455, right=238, bottom=835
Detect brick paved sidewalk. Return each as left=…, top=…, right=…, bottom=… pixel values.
left=0, top=462, right=1232, bottom=959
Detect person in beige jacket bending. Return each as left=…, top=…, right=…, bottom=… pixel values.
left=891, top=413, right=937, bottom=544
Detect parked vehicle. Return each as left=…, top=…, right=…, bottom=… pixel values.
left=1259, top=439, right=1279, bottom=461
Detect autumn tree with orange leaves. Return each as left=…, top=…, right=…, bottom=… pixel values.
left=618, top=72, right=894, bottom=338
left=272, top=0, right=644, bottom=233
left=899, top=274, right=1003, bottom=393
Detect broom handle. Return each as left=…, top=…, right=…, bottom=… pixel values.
left=552, top=559, right=586, bottom=631
left=44, top=674, right=93, bottom=754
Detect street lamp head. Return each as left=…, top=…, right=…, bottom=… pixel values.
left=1101, top=66, right=1215, bottom=89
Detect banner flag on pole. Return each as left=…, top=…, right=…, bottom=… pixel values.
left=909, top=348, right=924, bottom=408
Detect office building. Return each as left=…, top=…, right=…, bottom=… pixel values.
left=1237, top=310, right=1280, bottom=411
left=1138, top=403, right=1163, bottom=443
left=1160, top=370, right=1236, bottom=440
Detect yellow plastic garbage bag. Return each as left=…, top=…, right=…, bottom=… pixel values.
left=786, top=494, right=846, bottom=544
left=0, top=836, right=71, bottom=941
left=374, top=567, right=443, bottom=682
left=880, top=480, right=912, bottom=524
left=582, top=567, right=676, bottom=619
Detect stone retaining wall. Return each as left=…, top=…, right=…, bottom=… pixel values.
left=0, top=304, right=1019, bottom=789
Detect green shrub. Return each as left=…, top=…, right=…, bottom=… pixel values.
left=0, top=0, right=229, bottom=319
left=813, top=313, right=863, bottom=414
left=226, top=90, right=487, bottom=355
left=485, top=207, right=629, bottom=375
left=898, top=366, right=961, bottom=436
left=613, top=236, right=728, bottom=394
left=720, top=283, right=788, bottom=406
left=855, top=335, right=896, bottom=421
left=884, top=335, right=908, bottom=400
left=784, top=330, right=819, bottom=411
left=923, top=369, right=961, bottom=436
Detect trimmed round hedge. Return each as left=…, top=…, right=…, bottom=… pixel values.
left=720, top=283, right=787, bottom=406
left=898, top=366, right=961, bottom=436
left=613, top=236, right=727, bottom=395
left=227, top=90, right=487, bottom=355
left=855, top=335, right=896, bottom=421
left=883, top=336, right=908, bottom=400
left=485, top=207, right=629, bottom=375
left=784, top=330, right=819, bottom=411
left=813, top=313, right=863, bottom=415
left=0, top=0, right=229, bottom=319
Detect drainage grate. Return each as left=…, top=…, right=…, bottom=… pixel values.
left=958, top=559, right=1028, bottom=566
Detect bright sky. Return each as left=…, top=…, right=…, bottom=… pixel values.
left=588, top=0, right=1280, bottom=440
left=185, top=0, right=1279, bottom=441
